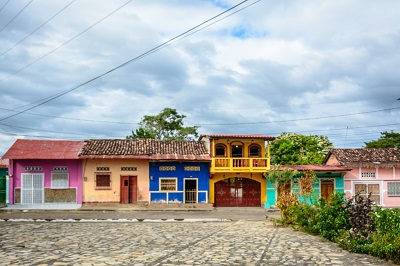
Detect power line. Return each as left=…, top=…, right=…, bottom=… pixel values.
left=0, top=0, right=252, bottom=122
left=0, top=0, right=76, bottom=57
left=0, top=0, right=133, bottom=81
left=0, top=0, right=11, bottom=13
left=0, top=0, right=34, bottom=34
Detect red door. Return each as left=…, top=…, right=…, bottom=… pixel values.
left=214, top=178, right=261, bottom=207
left=120, top=176, right=137, bottom=204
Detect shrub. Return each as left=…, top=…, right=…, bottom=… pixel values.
left=291, top=201, right=318, bottom=233
left=276, top=191, right=299, bottom=225
left=313, top=193, right=350, bottom=241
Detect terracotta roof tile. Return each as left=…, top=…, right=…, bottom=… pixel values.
left=200, top=134, right=275, bottom=141
left=79, top=139, right=211, bottom=161
left=325, top=148, right=400, bottom=166
left=2, top=139, right=83, bottom=159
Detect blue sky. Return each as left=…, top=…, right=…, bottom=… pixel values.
left=0, top=0, right=399, bottom=156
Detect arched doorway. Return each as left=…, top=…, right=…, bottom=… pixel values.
left=214, top=177, right=261, bottom=207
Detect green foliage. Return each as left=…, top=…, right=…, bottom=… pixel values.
left=266, top=165, right=299, bottom=186
left=364, top=130, right=400, bottom=148
left=366, top=208, right=400, bottom=264
left=312, top=193, right=350, bottom=241
left=290, top=201, right=318, bottom=233
left=270, top=132, right=333, bottom=165
left=126, top=108, right=199, bottom=140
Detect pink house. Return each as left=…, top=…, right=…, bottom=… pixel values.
left=2, top=139, right=84, bottom=207
left=324, top=148, right=400, bottom=207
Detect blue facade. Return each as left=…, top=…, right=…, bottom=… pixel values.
left=149, top=161, right=210, bottom=204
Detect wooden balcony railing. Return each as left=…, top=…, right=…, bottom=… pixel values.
left=211, top=157, right=270, bottom=173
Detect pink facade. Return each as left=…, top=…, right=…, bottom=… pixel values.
left=343, top=166, right=400, bottom=207
left=324, top=148, right=400, bottom=208
left=8, top=159, right=82, bottom=204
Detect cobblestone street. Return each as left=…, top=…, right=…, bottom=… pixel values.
left=0, top=219, right=394, bottom=266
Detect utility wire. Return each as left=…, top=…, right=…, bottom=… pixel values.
left=0, top=0, right=11, bottom=13
left=0, top=0, right=76, bottom=57
left=0, top=0, right=133, bottom=81
left=0, top=0, right=251, bottom=122
left=0, top=0, right=34, bottom=34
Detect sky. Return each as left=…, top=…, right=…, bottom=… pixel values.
left=0, top=0, right=399, bottom=156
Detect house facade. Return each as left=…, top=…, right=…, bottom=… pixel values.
left=265, top=165, right=350, bottom=208
left=78, top=139, right=211, bottom=204
left=200, top=134, right=275, bottom=207
left=324, top=148, right=400, bottom=207
left=2, top=140, right=83, bottom=206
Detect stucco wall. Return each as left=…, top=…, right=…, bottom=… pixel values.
left=9, top=159, right=82, bottom=204
left=82, top=158, right=149, bottom=203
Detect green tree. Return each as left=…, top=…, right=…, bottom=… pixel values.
left=364, top=131, right=400, bottom=148
left=270, top=132, right=333, bottom=165
left=126, top=108, right=199, bottom=140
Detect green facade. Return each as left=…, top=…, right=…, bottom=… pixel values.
left=265, top=173, right=344, bottom=208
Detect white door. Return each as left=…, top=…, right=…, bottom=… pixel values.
left=21, top=173, right=44, bottom=204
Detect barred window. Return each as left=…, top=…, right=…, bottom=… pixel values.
left=388, top=182, right=400, bottom=196
left=96, top=173, right=111, bottom=189
left=51, top=172, right=69, bottom=189
left=355, top=183, right=380, bottom=203
left=160, top=178, right=177, bottom=191
left=361, top=172, right=375, bottom=178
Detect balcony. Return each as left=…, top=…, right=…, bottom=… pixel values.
left=210, top=157, right=270, bottom=173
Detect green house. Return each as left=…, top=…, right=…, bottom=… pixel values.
left=265, top=165, right=351, bottom=208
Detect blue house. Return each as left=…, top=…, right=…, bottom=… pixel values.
left=149, top=141, right=211, bottom=204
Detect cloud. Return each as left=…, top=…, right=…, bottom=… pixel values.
left=1, top=0, right=400, bottom=156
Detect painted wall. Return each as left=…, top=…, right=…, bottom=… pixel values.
left=9, top=159, right=82, bottom=204
left=82, top=158, right=149, bottom=203
left=209, top=172, right=266, bottom=204
left=343, top=166, right=400, bottom=207
left=265, top=174, right=344, bottom=208
left=149, top=161, right=210, bottom=203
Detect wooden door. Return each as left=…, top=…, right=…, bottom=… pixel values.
left=321, top=182, right=334, bottom=202
left=214, top=178, right=261, bottom=207
left=120, top=176, right=137, bottom=204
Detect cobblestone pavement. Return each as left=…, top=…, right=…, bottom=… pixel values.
left=0, top=220, right=394, bottom=266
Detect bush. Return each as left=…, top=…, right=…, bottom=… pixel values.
left=291, top=201, right=318, bottom=233
left=313, top=193, right=350, bottom=241
left=367, top=208, right=400, bottom=264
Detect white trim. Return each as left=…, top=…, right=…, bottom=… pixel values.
left=159, top=177, right=178, bottom=191
left=51, top=172, right=69, bottom=189
left=21, top=173, right=44, bottom=204
left=183, top=178, right=198, bottom=204
left=353, top=180, right=383, bottom=206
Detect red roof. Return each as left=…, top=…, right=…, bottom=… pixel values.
left=277, top=164, right=352, bottom=172
left=79, top=139, right=211, bottom=161
left=324, top=148, right=400, bottom=166
left=2, top=139, right=84, bottom=159
left=200, top=134, right=275, bottom=141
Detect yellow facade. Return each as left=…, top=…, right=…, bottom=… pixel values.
left=82, top=158, right=149, bottom=203
left=202, top=136, right=272, bottom=206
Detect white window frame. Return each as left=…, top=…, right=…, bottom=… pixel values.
left=160, top=178, right=177, bottom=191
left=388, top=182, right=400, bottom=196
left=354, top=182, right=381, bottom=205
left=51, top=172, right=69, bottom=189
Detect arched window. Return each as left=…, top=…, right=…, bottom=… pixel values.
left=249, top=144, right=261, bottom=157
left=215, top=144, right=226, bottom=156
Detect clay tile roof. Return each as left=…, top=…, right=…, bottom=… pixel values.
left=325, top=148, right=400, bottom=165
left=200, top=134, right=275, bottom=141
left=2, top=139, right=84, bottom=159
left=79, top=139, right=211, bottom=161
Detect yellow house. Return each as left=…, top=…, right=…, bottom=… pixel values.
left=199, top=134, right=275, bottom=207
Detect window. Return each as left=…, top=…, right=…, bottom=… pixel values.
left=95, top=173, right=111, bottom=189
left=160, top=178, right=177, bottom=191
left=355, top=183, right=380, bottom=203
left=249, top=144, right=261, bottom=157
left=215, top=144, right=226, bottom=156
left=231, top=144, right=243, bottom=157
left=361, top=172, right=375, bottom=178
left=388, top=182, right=400, bottom=196
left=51, top=172, right=69, bottom=189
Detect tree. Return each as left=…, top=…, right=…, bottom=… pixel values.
left=126, top=108, right=199, bottom=140
left=364, top=131, right=400, bottom=148
left=270, top=132, right=333, bottom=165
